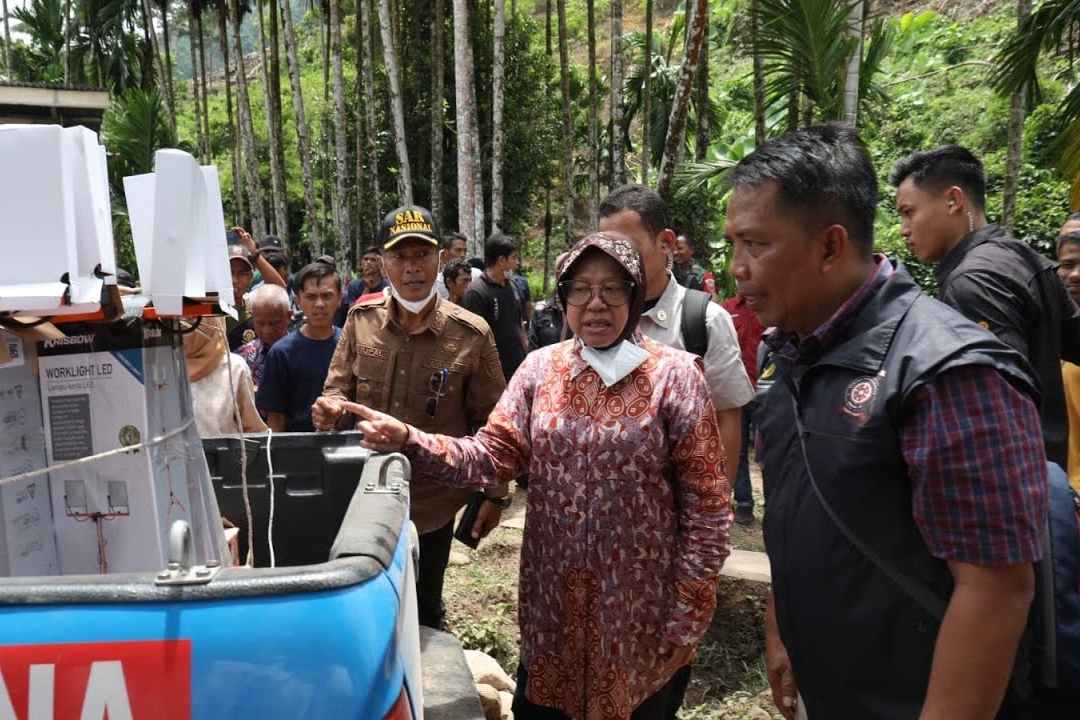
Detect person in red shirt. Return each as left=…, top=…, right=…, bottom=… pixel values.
left=721, top=293, right=765, bottom=525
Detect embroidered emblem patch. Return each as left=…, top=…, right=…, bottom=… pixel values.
left=241, top=328, right=256, bottom=345
left=842, top=376, right=879, bottom=422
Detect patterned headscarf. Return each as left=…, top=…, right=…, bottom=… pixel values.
left=557, top=231, right=647, bottom=348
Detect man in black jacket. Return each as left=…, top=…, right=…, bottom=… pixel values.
left=729, top=123, right=1048, bottom=719
left=891, top=145, right=1080, bottom=467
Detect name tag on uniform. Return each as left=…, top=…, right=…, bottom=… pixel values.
left=357, top=345, right=388, bottom=359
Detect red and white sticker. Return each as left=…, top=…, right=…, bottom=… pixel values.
left=0, top=639, right=191, bottom=720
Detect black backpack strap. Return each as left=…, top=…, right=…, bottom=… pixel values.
left=680, top=289, right=711, bottom=358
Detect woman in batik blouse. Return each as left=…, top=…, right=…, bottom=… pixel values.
left=348, top=231, right=731, bottom=720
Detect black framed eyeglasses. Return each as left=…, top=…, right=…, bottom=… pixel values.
left=558, top=280, right=635, bottom=307
left=426, top=368, right=449, bottom=417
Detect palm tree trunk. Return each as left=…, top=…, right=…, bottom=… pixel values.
left=321, top=11, right=331, bottom=233
left=256, top=0, right=288, bottom=235
left=586, top=0, right=598, bottom=229
left=380, top=0, right=413, bottom=204
left=220, top=6, right=244, bottom=222
left=360, top=0, right=381, bottom=235
left=543, top=0, right=554, bottom=291
left=196, top=9, right=212, bottom=162
left=330, top=0, right=350, bottom=260
left=430, top=0, right=445, bottom=223
left=187, top=12, right=206, bottom=160
left=268, top=0, right=286, bottom=200
left=141, top=0, right=174, bottom=129
left=610, top=0, right=625, bottom=187
left=557, top=0, right=573, bottom=246
left=63, top=0, right=71, bottom=82
left=452, top=0, right=482, bottom=251
left=161, top=0, right=178, bottom=127
left=280, top=0, right=321, bottom=253
left=640, top=0, right=652, bottom=183
left=751, top=0, right=765, bottom=146
left=1, top=0, right=10, bottom=75
left=656, top=0, right=707, bottom=200
left=694, top=14, right=709, bottom=161
left=842, top=0, right=865, bottom=125
left=1002, top=0, right=1032, bottom=231
left=491, top=0, right=505, bottom=231
left=230, top=0, right=268, bottom=239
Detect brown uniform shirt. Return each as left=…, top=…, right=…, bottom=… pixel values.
left=323, top=294, right=506, bottom=534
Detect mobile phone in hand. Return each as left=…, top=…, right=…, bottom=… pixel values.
left=226, top=229, right=239, bottom=245
left=453, top=492, right=485, bottom=549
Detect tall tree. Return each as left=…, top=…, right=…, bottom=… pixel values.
left=657, top=0, right=708, bottom=199
left=138, top=0, right=173, bottom=129
left=329, top=0, right=349, bottom=257
left=217, top=0, right=243, bottom=222
left=154, top=0, right=177, bottom=127
left=267, top=0, right=286, bottom=210
left=379, top=0, right=413, bottom=203
left=842, top=0, right=865, bottom=124
left=491, top=0, right=506, bottom=231
left=640, top=0, right=652, bottom=183
left=610, top=0, right=626, bottom=187
left=186, top=10, right=206, bottom=159
left=229, top=0, right=267, bottom=238
left=430, top=0, right=445, bottom=222
left=195, top=5, right=212, bottom=160
left=359, top=0, right=380, bottom=237
left=694, top=14, right=709, bottom=161
left=556, top=0, right=573, bottom=245
left=751, top=0, right=765, bottom=145
left=255, top=0, right=287, bottom=234
left=586, top=0, right=598, bottom=227
left=279, top=0, right=321, bottom=253
left=1002, top=0, right=1032, bottom=230
left=2, top=0, right=11, bottom=75
left=453, top=0, right=481, bottom=249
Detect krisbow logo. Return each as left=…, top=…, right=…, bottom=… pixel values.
left=42, top=334, right=95, bottom=349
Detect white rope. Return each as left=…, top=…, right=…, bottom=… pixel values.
left=266, top=429, right=275, bottom=568
left=0, top=416, right=195, bottom=488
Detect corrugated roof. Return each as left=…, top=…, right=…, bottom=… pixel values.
left=0, top=79, right=106, bottom=92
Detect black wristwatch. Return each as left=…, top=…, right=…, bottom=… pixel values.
left=483, top=494, right=512, bottom=509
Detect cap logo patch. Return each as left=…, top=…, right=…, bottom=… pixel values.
left=390, top=210, right=433, bottom=238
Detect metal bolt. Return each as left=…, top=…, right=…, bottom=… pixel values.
left=157, top=571, right=171, bottom=581
left=205, top=560, right=221, bottom=568
left=167, top=562, right=180, bottom=571
left=195, top=568, right=211, bottom=578
left=365, top=483, right=375, bottom=491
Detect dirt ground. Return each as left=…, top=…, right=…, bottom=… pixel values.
left=442, top=463, right=777, bottom=719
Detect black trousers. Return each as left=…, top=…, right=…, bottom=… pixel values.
left=416, top=519, right=455, bottom=629
left=511, top=664, right=691, bottom=720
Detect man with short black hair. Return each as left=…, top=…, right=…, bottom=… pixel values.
left=672, top=234, right=715, bottom=295
left=312, top=205, right=507, bottom=630
left=436, top=231, right=481, bottom=299
left=740, top=124, right=1048, bottom=719
left=257, top=261, right=343, bottom=432
left=463, top=232, right=528, bottom=381
left=442, top=258, right=473, bottom=305
left=334, top=245, right=388, bottom=326
left=891, top=145, right=1080, bottom=467
left=599, top=184, right=751, bottom=470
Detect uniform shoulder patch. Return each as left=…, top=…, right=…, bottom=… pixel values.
left=446, top=304, right=490, bottom=335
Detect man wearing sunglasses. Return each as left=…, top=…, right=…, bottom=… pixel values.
left=313, top=204, right=508, bottom=630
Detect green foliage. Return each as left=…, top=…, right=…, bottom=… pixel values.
left=448, top=601, right=518, bottom=668
left=100, top=86, right=179, bottom=275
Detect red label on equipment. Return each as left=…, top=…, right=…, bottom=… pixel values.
left=0, top=639, right=191, bottom=719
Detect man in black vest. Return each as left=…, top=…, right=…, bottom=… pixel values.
left=726, top=123, right=1048, bottom=719
left=890, top=146, right=1080, bottom=468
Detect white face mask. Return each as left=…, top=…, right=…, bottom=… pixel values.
left=579, top=339, right=650, bottom=388
left=389, top=280, right=439, bottom=314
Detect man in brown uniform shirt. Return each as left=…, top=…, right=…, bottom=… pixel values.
left=312, top=205, right=508, bottom=629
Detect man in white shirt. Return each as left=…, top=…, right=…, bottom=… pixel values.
left=599, top=184, right=753, bottom=472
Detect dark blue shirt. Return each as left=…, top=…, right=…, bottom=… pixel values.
left=256, top=326, right=343, bottom=431
left=334, top=277, right=389, bottom=327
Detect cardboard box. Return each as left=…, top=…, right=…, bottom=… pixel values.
left=0, top=332, right=59, bottom=577
left=37, top=322, right=220, bottom=575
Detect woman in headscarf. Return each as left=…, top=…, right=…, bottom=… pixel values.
left=348, top=231, right=730, bottom=720
left=183, top=316, right=267, bottom=435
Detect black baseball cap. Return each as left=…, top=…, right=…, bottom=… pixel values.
left=378, top=206, right=441, bottom=250
left=258, top=235, right=285, bottom=252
